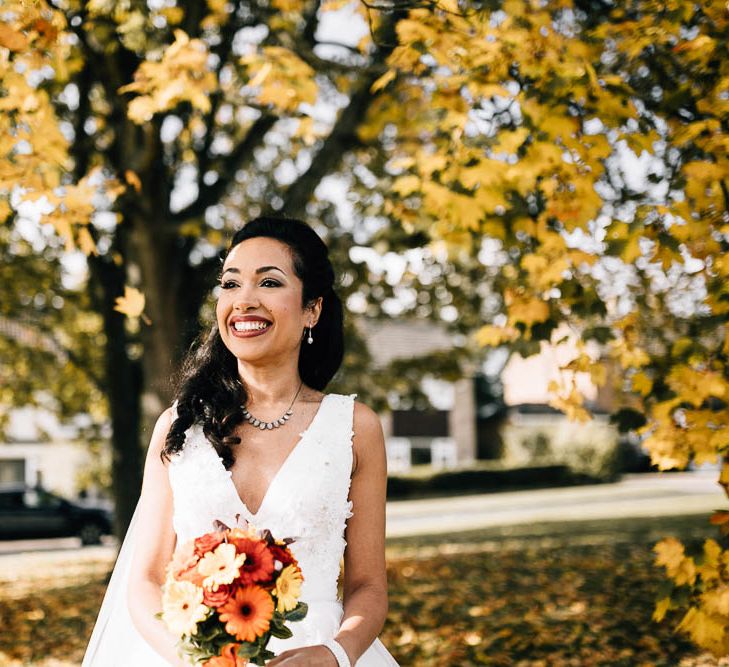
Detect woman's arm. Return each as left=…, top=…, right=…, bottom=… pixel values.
left=126, top=406, right=188, bottom=667
left=331, top=400, right=390, bottom=665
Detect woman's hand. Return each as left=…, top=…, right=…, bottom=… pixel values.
left=264, top=644, right=339, bottom=666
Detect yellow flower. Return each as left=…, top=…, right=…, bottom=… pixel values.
left=161, top=579, right=209, bottom=636
left=273, top=564, right=303, bottom=613
left=198, top=542, right=247, bottom=591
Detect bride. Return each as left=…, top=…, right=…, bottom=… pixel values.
left=83, top=217, right=399, bottom=666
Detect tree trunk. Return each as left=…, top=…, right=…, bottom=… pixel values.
left=88, top=250, right=144, bottom=542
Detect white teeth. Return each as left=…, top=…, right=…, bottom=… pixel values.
left=233, top=321, right=270, bottom=331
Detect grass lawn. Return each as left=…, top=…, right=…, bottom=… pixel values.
left=0, top=513, right=726, bottom=666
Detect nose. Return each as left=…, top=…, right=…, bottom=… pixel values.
left=231, top=284, right=260, bottom=311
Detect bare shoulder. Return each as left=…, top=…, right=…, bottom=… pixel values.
left=351, top=399, right=385, bottom=473
left=147, top=405, right=177, bottom=463
left=352, top=399, right=382, bottom=433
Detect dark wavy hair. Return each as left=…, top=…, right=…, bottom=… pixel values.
left=161, top=217, right=345, bottom=469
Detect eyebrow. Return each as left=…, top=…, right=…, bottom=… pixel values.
left=220, top=265, right=287, bottom=278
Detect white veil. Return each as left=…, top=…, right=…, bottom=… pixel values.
left=84, top=399, right=182, bottom=666
left=82, top=497, right=171, bottom=666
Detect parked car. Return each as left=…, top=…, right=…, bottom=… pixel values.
left=0, top=484, right=113, bottom=545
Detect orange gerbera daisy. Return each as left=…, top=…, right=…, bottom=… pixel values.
left=229, top=536, right=276, bottom=585
left=203, top=642, right=247, bottom=667
left=218, top=585, right=274, bottom=643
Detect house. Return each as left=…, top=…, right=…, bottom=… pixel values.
left=358, top=317, right=620, bottom=474
left=355, top=316, right=479, bottom=471
left=0, top=404, right=103, bottom=498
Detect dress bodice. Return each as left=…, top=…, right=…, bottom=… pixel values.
left=168, top=393, right=356, bottom=608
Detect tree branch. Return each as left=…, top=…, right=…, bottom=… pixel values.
left=197, top=0, right=253, bottom=181
left=279, top=14, right=404, bottom=217
left=170, top=113, right=278, bottom=222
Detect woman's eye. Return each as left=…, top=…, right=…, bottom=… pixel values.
left=220, top=279, right=280, bottom=289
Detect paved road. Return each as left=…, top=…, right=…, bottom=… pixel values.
left=385, top=470, right=725, bottom=537
left=0, top=470, right=724, bottom=585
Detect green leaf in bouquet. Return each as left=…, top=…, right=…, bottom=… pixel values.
left=269, top=612, right=286, bottom=629
left=236, top=642, right=261, bottom=658
left=258, top=646, right=276, bottom=661
left=252, top=637, right=279, bottom=665
left=284, top=601, right=308, bottom=622
left=269, top=623, right=294, bottom=639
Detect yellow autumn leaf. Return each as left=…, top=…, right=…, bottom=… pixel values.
left=473, top=324, right=520, bottom=347
left=371, top=70, right=396, bottom=94
left=125, top=169, right=142, bottom=194
left=521, top=252, right=569, bottom=290
left=492, top=127, right=529, bottom=154
left=392, top=175, right=421, bottom=197
left=683, top=161, right=727, bottom=183
left=620, top=233, right=643, bottom=264
left=541, top=115, right=579, bottom=141
left=248, top=62, right=272, bottom=89
left=719, top=459, right=729, bottom=497
left=666, top=365, right=728, bottom=408
left=653, top=596, right=671, bottom=623
left=0, top=198, right=11, bottom=223
left=631, top=371, right=653, bottom=396
left=505, top=291, right=550, bottom=327
left=696, top=539, right=722, bottom=584
left=295, top=116, right=318, bottom=146
left=655, top=538, right=688, bottom=575
left=546, top=381, right=593, bottom=423
left=241, top=47, right=317, bottom=112
left=642, top=430, right=689, bottom=471
left=114, top=286, right=151, bottom=324
left=160, top=6, right=184, bottom=25
left=676, top=606, right=726, bottom=653
left=77, top=227, right=97, bottom=256
left=272, top=0, right=305, bottom=11
left=701, top=586, right=729, bottom=617
left=0, top=23, right=29, bottom=51
left=119, top=30, right=215, bottom=123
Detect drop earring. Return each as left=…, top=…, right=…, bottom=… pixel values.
left=307, top=326, right=314, bottom=344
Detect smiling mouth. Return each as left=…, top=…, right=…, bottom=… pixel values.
left=232, top=321, right=271, bottom=332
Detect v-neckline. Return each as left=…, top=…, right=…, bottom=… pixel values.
left=217, top=393, right=332, bottom=519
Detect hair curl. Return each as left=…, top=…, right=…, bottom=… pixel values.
left=161, top=217, right=345, bottom=469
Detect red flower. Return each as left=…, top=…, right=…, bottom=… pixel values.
left=195, top=531, right=226, bottom=557
left=203, top=581, right=235, bottom=608
left=269, top=544, right=298, bottom=568
left=229, top=536, right=276, bottom=585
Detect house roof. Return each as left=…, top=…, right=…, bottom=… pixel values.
left=353, top=316, right=459, bottom=369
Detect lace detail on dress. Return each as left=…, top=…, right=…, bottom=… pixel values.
left=167, top=393, right=358, bottom=604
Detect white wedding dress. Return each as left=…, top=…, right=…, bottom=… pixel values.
left=83, top=392, right=399, bottom=666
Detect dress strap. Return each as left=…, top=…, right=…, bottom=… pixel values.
left=345, top=393, right=357, bottom=451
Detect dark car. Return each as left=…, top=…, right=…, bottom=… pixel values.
left=0, top=484, right=113, bottom=545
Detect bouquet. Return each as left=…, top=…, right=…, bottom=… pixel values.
left=157, top=522, right=308, bottom=666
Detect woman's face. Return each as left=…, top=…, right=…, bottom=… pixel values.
left=216, top=237, right=321, bottom=363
